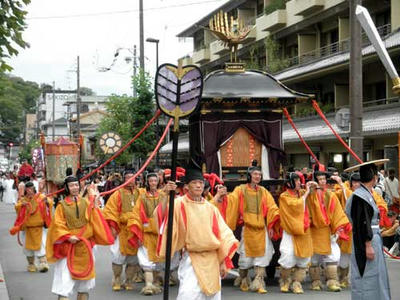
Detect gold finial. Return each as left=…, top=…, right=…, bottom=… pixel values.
left=393, top=77, right=400, bottom=95
left=208, top=11, right=253, bottom=63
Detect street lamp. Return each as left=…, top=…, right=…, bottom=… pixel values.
left=146, top=38, right=159, bottom=69
left=146, top=37, right=160, bottom=166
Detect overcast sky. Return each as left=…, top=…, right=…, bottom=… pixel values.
left=7, top=0, right=227, bottom=96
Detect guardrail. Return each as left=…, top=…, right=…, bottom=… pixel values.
left=284, top=23, right=392, bottom=70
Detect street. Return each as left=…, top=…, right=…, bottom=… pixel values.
left=1, top=201, right=399, bottom=300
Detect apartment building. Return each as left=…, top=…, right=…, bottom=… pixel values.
left=178, top=0, right=400, bottom=172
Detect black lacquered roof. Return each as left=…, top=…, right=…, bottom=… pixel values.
left=202, top=69, right=312, bottom=100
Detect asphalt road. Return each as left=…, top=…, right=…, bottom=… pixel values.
left=1, top=202, right=399, bottom=300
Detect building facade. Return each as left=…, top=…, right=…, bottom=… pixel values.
left=37, top=92, right=108, bottom=141
left=24, top=113, right=37, bottom=145
left=178, top=0, right=400, bottom=172
left=70, top=109, right=108, bottom=163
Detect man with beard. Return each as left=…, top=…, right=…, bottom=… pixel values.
left=157, top=167, right=239, bottom=300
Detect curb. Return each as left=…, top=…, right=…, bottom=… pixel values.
left=0, top=262, right=10, bottom=300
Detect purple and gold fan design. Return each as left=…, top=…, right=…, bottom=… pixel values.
left=155, top=63, right=203, bottom=119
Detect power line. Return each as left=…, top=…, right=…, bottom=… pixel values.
left=28, top=0, right=224, bottom=20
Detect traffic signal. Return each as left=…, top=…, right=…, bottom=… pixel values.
left=8, top=142, right=14, bottom=147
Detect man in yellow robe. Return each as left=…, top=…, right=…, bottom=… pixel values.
left=278, top=173, right=313, bottom=294
left=10, top=181, right=53, bottom=273
left=157, top=167, right=239, bottom=300
left=46, top=175, right=114, bottom=300
left=307, top=171, right=351, bottom=292
left=128, top=172, right=176, bottom=295
left=103, top=169, right=141, bottom=291
left=225, top=165, right=280, bottom=294
left=332, top=173, right=360, bottom=288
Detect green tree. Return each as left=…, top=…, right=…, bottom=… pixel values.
left=0, top=0, right=31, bottom=72
left=0, top=73, right=40, bottom=143
left=79, top=87, right=95, bottom=96
left=19, top=137, right=40, bottom=163
left=96, top=71, right=156, bottom=165
left=245, top=44, right=264, bottom=71
left=265, top=36, right=290, bottom=73
left=264, top=0, right=287, bottom=15
left=40, top=83, right=52, bottom=92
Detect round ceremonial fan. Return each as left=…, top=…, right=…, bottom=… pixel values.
left=99, top=132, right=122, bottom=154
left=155, top=63, right=203, bottom=119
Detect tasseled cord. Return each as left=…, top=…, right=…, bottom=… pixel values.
left=74, top=196, right=79, bottom=218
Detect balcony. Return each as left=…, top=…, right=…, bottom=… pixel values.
left=293, top=97, right=400, bottom=119
left=210, top=40, right=229, bottom=55
left=363, top=97, right=400, bottom=108
left=257, top=9, right=286, bottom=32
left=290, top=0, right=324, bottom=16
left=192, top=46, right=210, bottom=64
left=283, top=24, right=391, bottom=71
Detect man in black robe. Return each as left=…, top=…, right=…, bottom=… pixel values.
left=345, top=159, right=391, bottom=300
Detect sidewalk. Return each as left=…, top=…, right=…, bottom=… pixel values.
left=0, top=202, right=10, bottom=300
left=0, top=261, right=10, bottom=300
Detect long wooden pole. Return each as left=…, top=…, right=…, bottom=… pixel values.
left=349, top=0, right=364, bottom=165
left=398, top=131, right=400, bottom=180
left=163, top=76, right=182, bottom=300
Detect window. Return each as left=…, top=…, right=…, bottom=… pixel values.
left=375, top=81, right=386, bottom=100
left=257, top=0, right=264, bottom=16
left=194, top=31, right=205, bottom=51
left=81, top=104, right=89, bottom=113
left=375, top=10, right=390, bottom=28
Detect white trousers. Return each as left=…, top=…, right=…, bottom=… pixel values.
left=177, top=252, right=220, bottom=300
left=339, top=252, right=351, bottom=268
left=22, top=228, right=47, bottom=257
left=138, top=246, right=164, bottom=272
left=238, top=227, right=274, bottom=269
left=278, top=230, right=310, bottom=269
left=137, top=245, right=180, bottom=272
left=110, top=236, right=138, bottom=265
left=51, top=258, right=95, bottom=297
left=311, top=237, right=341, bottom=265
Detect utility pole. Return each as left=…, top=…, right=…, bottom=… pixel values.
left=139, top=0, right=145, bottom=71
left=349, top=0, right=363, bottom=164
left=133, top=45, right=137, bottom=97
left=52, top=81, right=56, bottom=141
left=76, top=56, right=81, bottom=140
left=146, top=37, right=160, bottom=166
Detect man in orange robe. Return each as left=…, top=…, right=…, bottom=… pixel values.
left=10, top=181, right=52, bottom=273
left=128, top=173, right=176, bottom=295
left=307, top=171, right=351, bottom=292
left=46, top=175, right=114, bottom=300
left=225, top=166, right=280, bottom=294
left=278, top=173, right=313, bottom=294
left=332, top=173, right=360, bottom=288
left=103, top=169, right=141, bottom=291
left=157, top=167, right=239, bottom=300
